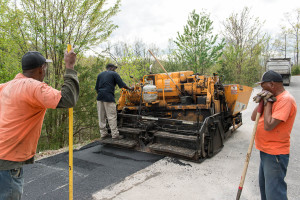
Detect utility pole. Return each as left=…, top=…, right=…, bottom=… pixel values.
left=285, top=34, right=287, bottom=58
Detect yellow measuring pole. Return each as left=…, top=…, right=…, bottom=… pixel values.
left=67, top=44, right=73, bottom=200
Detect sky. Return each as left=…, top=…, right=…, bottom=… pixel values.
left=103, top=0, right=299, bottom=51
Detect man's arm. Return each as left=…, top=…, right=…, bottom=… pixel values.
left=56, top=49, right=79, bottom=108
left=251, top=105, right=258, bottom=121
left=114, top=73, right=134, bottom=91
left=123, top=85, right=134, bottom=91
left=95, top=75, right=99, bottom=93
left=263, top=102, right=282, bottom=131
left=56, top=69, right=79, bottom=108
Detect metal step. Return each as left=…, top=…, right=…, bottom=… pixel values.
left=149, top=143, right=196, bottom=158
left=152, top=131, right=198, bottom=142
left=118, top=127, right=144, bottom=135
left=99, top=138, right=137, bottom=148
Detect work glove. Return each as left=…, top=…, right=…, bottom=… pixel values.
left=253, top=90, right=277, bottom=105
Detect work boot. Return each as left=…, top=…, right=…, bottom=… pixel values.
left=112, top=135, right=124, bottom=140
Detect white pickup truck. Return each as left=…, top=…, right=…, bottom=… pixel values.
left=266, top=58, right=292, bottom=86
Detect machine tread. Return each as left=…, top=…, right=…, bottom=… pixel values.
left=118, top=127, right=144, bottom=135
left=99, top=138, right=137, bottom=148
left=152, top=131, right=198, bottom=142
left=149, top=143, right=196, bottom=158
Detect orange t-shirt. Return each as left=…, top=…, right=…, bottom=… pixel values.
left=0, top=73, right=62, bottom=162
left=255, top=90, right=297, bottom=155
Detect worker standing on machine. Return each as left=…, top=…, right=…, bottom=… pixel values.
left=0, top=49, right=79, bottom=200
left=251, top=70, right=297, bottom=200
left=95, top=63, right=133, bottom=140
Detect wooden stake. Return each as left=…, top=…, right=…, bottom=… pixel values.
left=148, top=50, right=182, bottom=94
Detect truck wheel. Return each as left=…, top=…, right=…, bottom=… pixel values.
left=284, top=82, right=290, bottom=86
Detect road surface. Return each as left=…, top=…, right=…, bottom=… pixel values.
left=23, top=144, right=162, bottom=199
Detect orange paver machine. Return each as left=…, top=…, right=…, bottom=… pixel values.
left=101, top=71, right=252, bottom=162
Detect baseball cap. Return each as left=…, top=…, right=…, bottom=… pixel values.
left=257, top=70, right=283, bottom=84
left=106, top=63, right=118, bottom=69
left=22, top=51, right=52, bottom=70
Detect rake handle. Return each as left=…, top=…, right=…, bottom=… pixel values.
left=236, top=100, right=264, bottom=200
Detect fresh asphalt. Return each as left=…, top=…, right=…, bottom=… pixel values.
left=22, top=141, right=163, bottom=200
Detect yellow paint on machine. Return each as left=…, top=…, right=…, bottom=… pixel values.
left=118, top=70, right=252, bottom=121
left=224, top=85, right=253, bottom=115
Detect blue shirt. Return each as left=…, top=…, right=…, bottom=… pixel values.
left=95, top=70, right=126, bottom=102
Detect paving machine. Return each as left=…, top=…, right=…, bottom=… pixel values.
left=100, top=70, right=252, bottom=162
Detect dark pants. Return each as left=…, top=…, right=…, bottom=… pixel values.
left=0, top=168, right=24, bottom=200
left=259, top=151, right=289, bottom=200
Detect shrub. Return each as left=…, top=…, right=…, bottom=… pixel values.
left=292, top=65, right=300, bottom=75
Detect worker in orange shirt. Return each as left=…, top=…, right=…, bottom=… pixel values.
left=251, top=70, right=297, bottom=200
left=0, top=50, right=79, bottom=200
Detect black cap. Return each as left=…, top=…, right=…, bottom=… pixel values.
left=22, top=51, right=52, bottom=70
left=257, top=70, right=283, bottom=84
left=106, top=63, right=118, bottom=69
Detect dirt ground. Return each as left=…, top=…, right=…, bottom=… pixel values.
left=35, top=141, right=93, bottom=161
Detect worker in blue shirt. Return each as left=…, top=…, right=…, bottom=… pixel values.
left=95, top=63, right=133, bottom=139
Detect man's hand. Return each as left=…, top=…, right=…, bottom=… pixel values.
left=253, top=95, right=262, bottom=103
left=64, top=48, right=77, bottom=69
left=124, top=86, right=134, bottom=91
left=253, top=90, right=276, bottom=105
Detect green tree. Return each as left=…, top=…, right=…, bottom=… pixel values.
left=4, top=0, right=121, bottom=149
left=174, top=10, right=225, bottom=74
left=163, top=39, right=184, bottom=72
left=104, top=41, right=160, bottom=79
left=284, top=8, right=300, bottom=65
left=0, top=0, right=23, bottom=83
left=272, top=28, right=291, bottom=58
left=292, top=65, right=300, bottom=75
left=220, top=7, right=267, bottom=85
left=11, top=0, right=120, bottom=67
left=38, top=56, right=106, bottom=151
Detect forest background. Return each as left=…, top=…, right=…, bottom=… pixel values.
left=0, top=0, right=299, bottom=151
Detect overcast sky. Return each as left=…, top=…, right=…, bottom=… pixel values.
left=104, top=0, right=298, bottom=51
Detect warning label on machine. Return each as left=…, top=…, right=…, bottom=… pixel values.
left=231, top=85, right=237, bottom=94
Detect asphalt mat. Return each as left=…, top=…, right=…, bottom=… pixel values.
left=22, top=141, right=163, bottom=200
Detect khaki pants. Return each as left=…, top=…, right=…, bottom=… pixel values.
left=97, top=101, right=119, bottom=138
